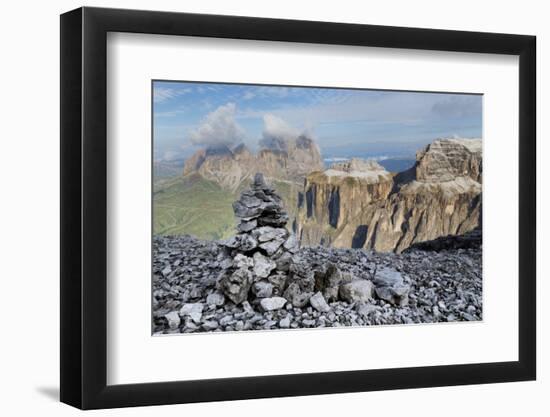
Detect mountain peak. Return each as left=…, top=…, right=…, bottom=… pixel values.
left=415, top=138, right=482, bottom=183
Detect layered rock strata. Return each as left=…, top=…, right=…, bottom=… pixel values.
left=182, top=136, right=323, bottom=191
left=297, top=138, right=482, bottom=252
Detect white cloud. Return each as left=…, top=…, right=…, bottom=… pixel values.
left=259, top=114, right=301, bottom=150
left=188, top=103, right=245, bottom=147
left=153, top=87, right=192, bottom=103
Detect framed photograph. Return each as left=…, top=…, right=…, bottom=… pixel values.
left=60, top=6, right=536, bottom=409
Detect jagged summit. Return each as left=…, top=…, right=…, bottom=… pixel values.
left=182, top=135, right=323, bottom=190
left=415, top=138, right=482, bottom=183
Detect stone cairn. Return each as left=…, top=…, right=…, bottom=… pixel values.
left=216, top=173, right=315, bottom=311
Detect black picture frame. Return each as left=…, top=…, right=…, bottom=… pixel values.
left=60, top=6, right=536, bottom=410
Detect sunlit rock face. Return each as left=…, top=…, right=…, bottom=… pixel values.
left=297, top=139, right=482, bottom=253
left=182, top=135, right=323, bottom=191
left=415, top=138, right=482, bottom=183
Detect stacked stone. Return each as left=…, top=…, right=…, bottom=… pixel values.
left=217, top=173, right=300, bottom=309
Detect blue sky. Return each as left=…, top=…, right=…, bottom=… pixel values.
left=153, top=80, right=482, bottom=162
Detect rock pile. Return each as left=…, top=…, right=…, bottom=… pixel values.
left=216, top=173, right=301, bottom=309
left=152, top=233, right=482, bottom=334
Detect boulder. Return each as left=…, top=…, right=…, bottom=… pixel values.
left=252, top=281, right=273, bottom=298
left=237, top=219, right=257, bottom=233
left=372, top=268, right=410, bottom=306
left=239, top=234, right=259, bottom=252
left=234, top=253, right=253, bottom=269
left=259, top=238, right=285, bottom=256
left=309, top=292, right=330, bottom=312
left=179, top=303, right=204, bottom=323
left=218, top=267, right=253, bottom=304
left=253, top=252, right=276, bottom=278
left=267, top=272, right=288, bottom=296
left=373, top=268, right=405, bottom=287
left=315, top=263, right=353, bottom=302
left=206, top=292, right=225, bottom=307
left=253, top=226, right=288, bottom=243
left=375, top=285, right=410, bottom=306
left=339, top=280, right=374, bottom=303
left=260, top=296, right=288, bottom=311
left=279, top=316, right=291, bottom=328
left=283, top=282, right=313, bottom=308
left=164, top=311, right=181, bottom=330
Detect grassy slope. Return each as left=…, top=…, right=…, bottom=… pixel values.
left=153, top=174, right=237, bottom=240
left=153, top=174, right=301, bottom=240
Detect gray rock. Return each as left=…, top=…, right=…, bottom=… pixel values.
left=268, top=272, right=288, bottom=295
left=374, top=284, right=410, bottom=306
left=252, top=281, right=273, bottom=298
left=254, top=226, right=288, bottom=243
left=260, top=297, right=288, bottom=311
left=283, top=283, right=313, bottom=308
left=223, top=236, right=241, bottom=249
left=373, top=268, right=405, bottom=287
left=202, top=320, right=219, bottom=331
left=279, top=316, right=291, bottom=328
left=218, top=268, right=253, bottom=305
left=164, top=311, right=181, bottom=330
left=220, top=258, right=233, bottom=269
left=206, top=292, right=225, bottom=307
left=339, top=280, right=374, bottom=303
left=234, top=253, right=253, bottom=269
left=179, top=303, right=204, bottom=324
left=259, top=238, right=285, bottom=256
left=237, top=219, right=257, bottom=232
left=253, top=252, right=276, bottom=278
left=242, top=301, right=254, bottom=314
left=274, top=252, right=293, bottom=272
left=309, top=292, right=330, bottom=312
left=315, top=263, right=354, bottom=302
left=356, top=302, right=377, bottom=318
left=240, top=234, right=259, bottom=252
left=232, top=200, right=263, bottom=219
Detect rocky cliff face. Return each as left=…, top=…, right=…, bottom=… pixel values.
left=416, top=138, right=482, bottom=183
left=182, top=135, right=323, bottom=191
left=297, top=139, right=482, bottom=253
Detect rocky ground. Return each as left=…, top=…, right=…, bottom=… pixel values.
left=152, top=234, right=482, bottom=335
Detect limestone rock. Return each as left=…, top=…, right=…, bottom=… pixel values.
left=218, top=268, right=253, bottom=304
left=339, top=280, right=374, bottom=303
left=315, top=263, right=354, bottom=302
left=297, top=138, right=482, bottom=253
left=260, top=297, right=288, bottom=311
left=234, top=254, right=253, bottom=269
left=253, top=252, right=276, bottom=278
left=283, top=282, right=312, bottom=308
left=372, top=268, right=410, bottom=306
left=179, top=303, right=204, bottom=323
left=279, top=316, right=291, bottom=328
left=252, top=281, right=273, bottom=298
left=206, top=292, right=225, bottom=307
left=372, top=268, right=405, bottom=288
left=164, top=311, right=181, bottom=330
left=309, top=292, right=330, bottom=312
